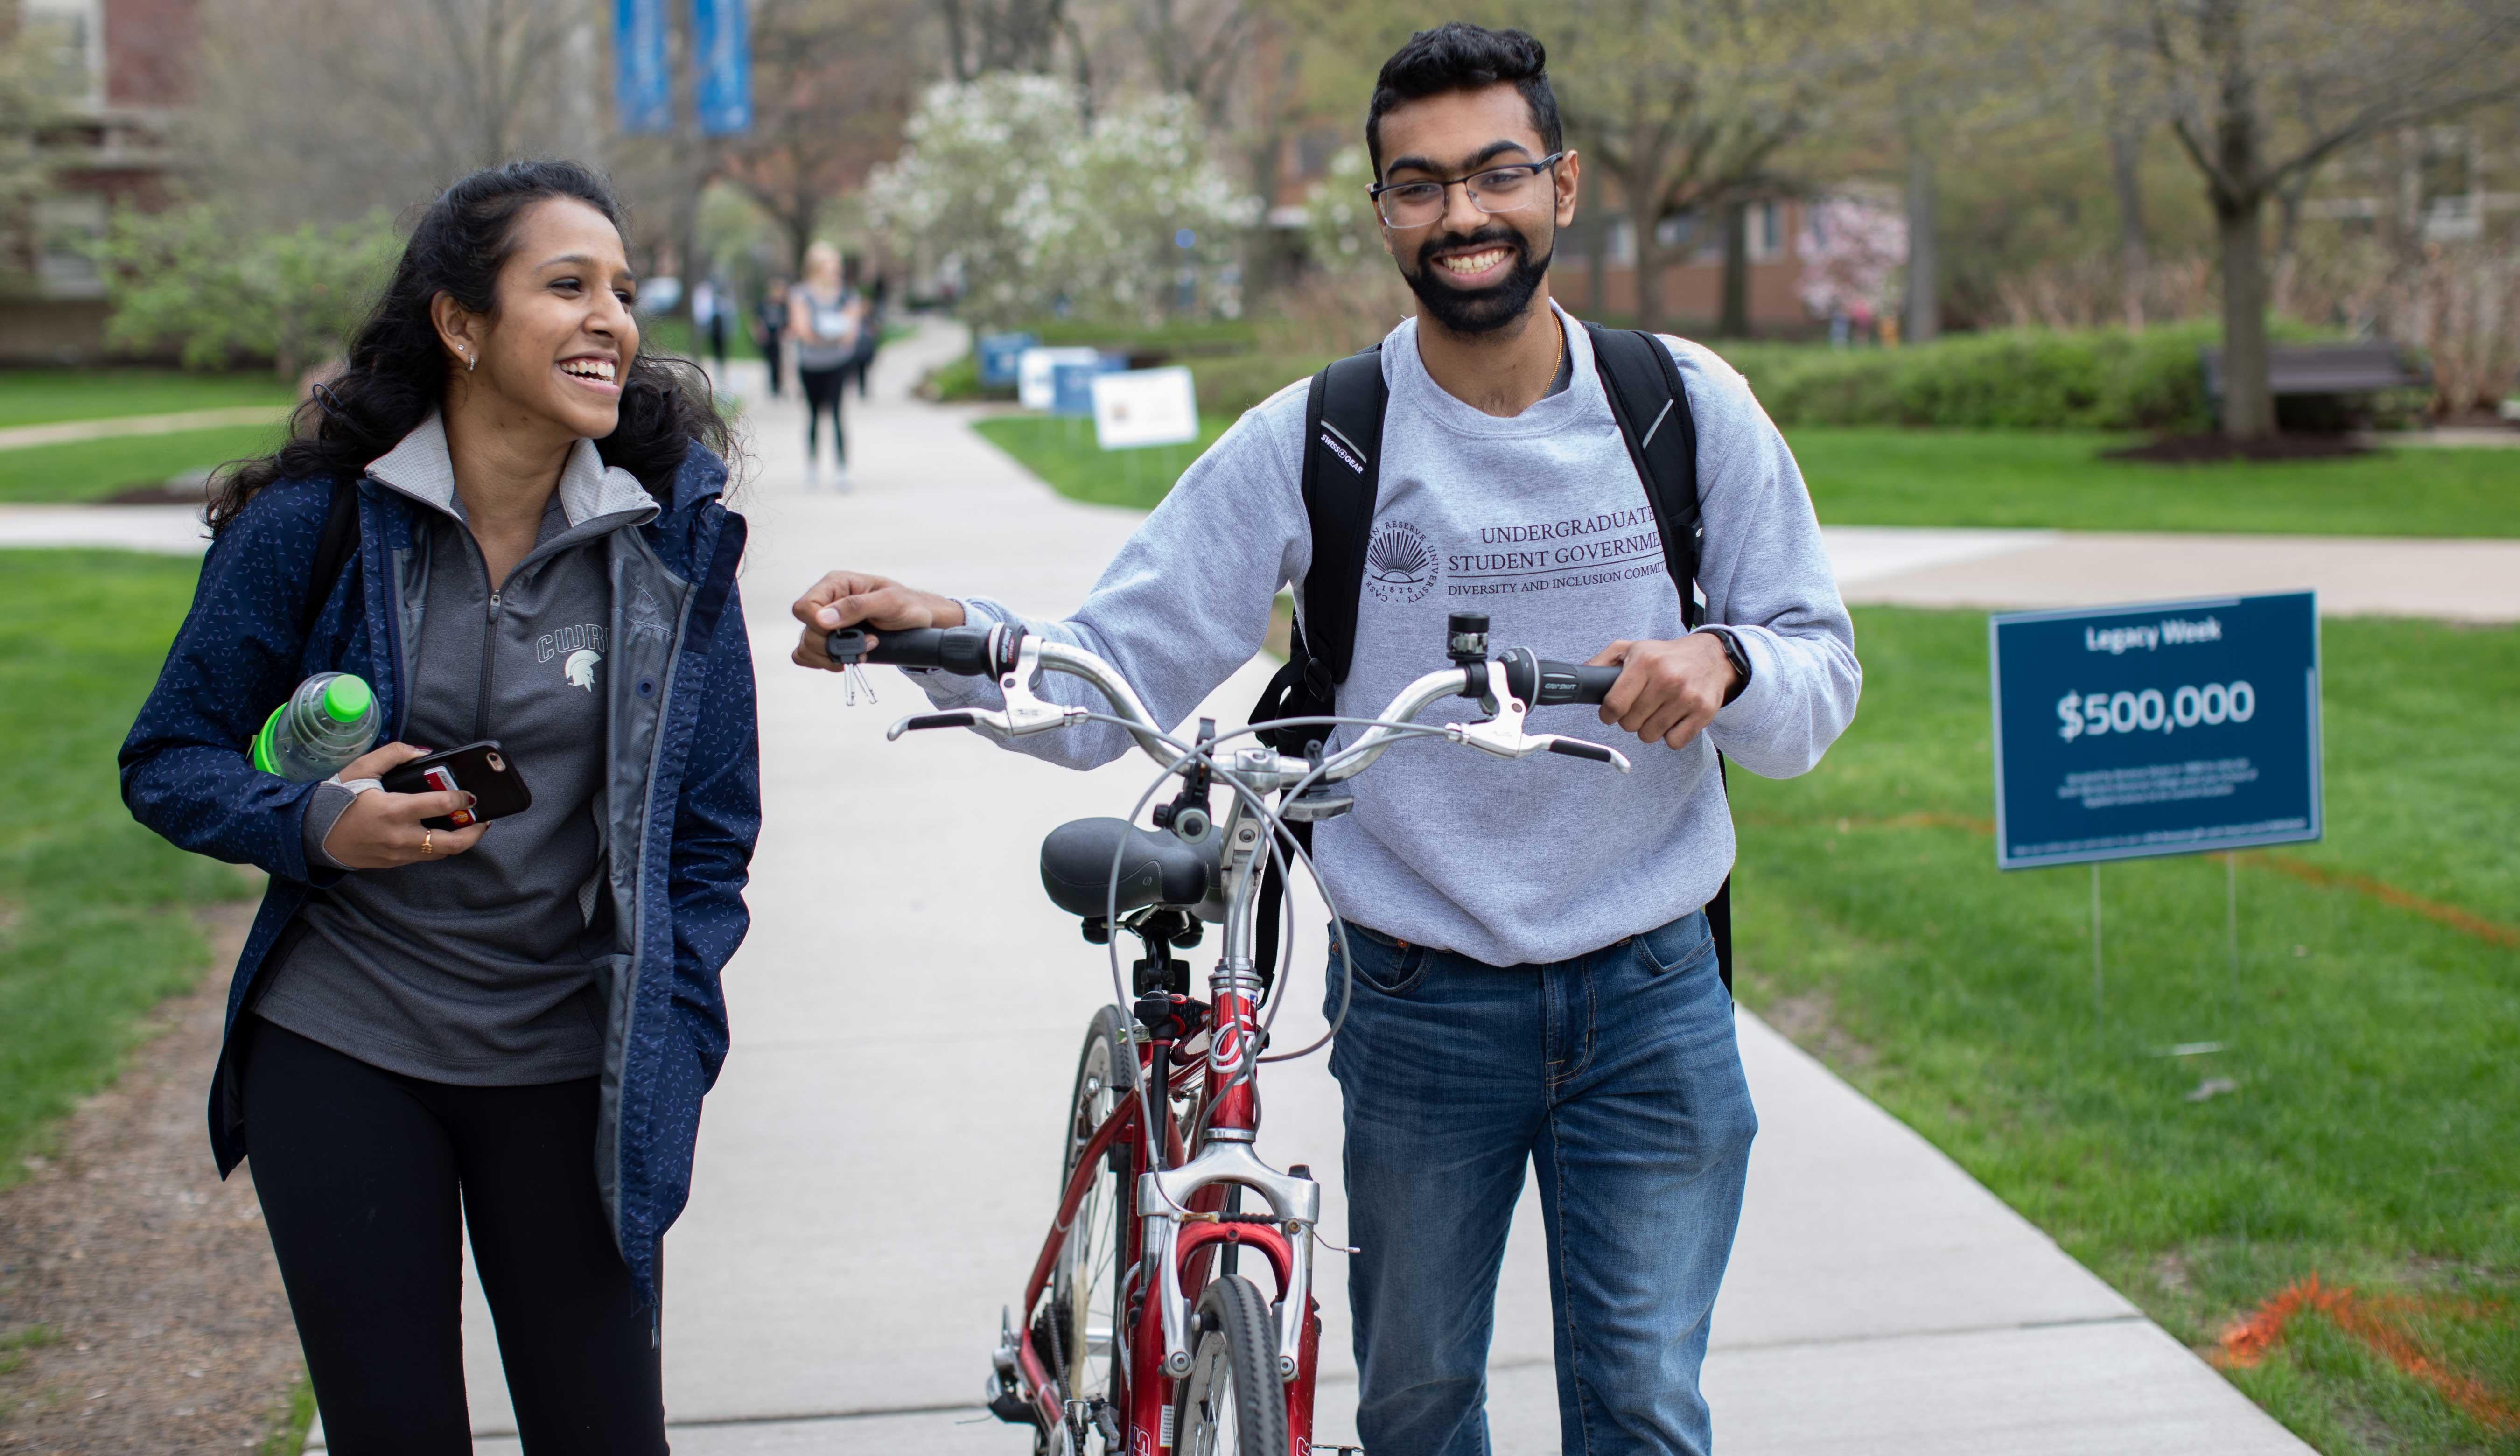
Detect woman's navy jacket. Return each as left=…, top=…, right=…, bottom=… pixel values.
left=118, top=447, right=758, bottom=1305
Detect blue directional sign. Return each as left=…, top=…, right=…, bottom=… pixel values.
left=978, top=332, right=1037, bottom=388
left=1989, top=592, right=2322, bottom=870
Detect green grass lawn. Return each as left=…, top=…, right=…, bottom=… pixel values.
left=0, top=551, right=251, bottom=1184
left=0, top=369, right=294, bottom=430
left=0, top=423, right=287, bottom=504
left=1789, top=428, right=2520, bottom=538
left=974, top=409, right=2520, bottom=538
left=1728, top=607, right=2519, bottom=1453
left=973, top=414, right=1232, bottom=510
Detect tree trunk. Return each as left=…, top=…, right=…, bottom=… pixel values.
left=1586, top=203, right=1609, bottom=316
left=1904, top=142, right=1940, bottom=343
left=1631, top=213, right=1666, bottom=334
left=2108, top=121, right=2150, bottom=329
left=2215, top=193, right=2275, bottom=439
left=1717, top=198, right=1751, bottom=338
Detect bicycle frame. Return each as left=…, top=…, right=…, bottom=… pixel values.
left=871, top=618, right=1629, bottom=1456
left=1008, top=820, right=1325, bottom=1456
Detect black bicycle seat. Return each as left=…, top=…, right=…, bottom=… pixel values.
left=1039, top=817, right=1215, bottom=919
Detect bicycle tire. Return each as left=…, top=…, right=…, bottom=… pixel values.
left=1048, top=1005, right=1137, bottom=1440
left=1172, top=1275, right=1286, bottom=1456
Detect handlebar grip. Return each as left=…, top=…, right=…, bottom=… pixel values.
left=1545, top=738, right=1617, bottom=763
left=1500, top=648, right=1624, bottom=707
left=857, top=625, right=998, bottom=675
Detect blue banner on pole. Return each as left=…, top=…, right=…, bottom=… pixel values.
left=614, top=0, right=672, bottom=134
left=1989, top=592, right=2322, bottom=870
left=692, top=0, right=752, bottom=136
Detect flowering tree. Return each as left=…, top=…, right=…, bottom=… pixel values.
left=868, top=74, right=1257, bottom=328
left=1298, top=145, right=1381, bottom=275
left=1797, top=193, right=1906, bottom=325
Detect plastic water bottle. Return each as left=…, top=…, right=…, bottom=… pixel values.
left=252, top=672, right=379, bottom=782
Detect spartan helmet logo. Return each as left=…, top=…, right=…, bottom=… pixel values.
left=564, top=648, right=602, bottom=691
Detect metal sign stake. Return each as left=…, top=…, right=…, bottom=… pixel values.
left=2226, top=850, right=2242, bottom=1035
left=2091, top=861, right=2105, bottom=1029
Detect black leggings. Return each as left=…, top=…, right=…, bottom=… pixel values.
left=798, top=364, right=847, bottom=467
left=244, top=1022, right=665, bottom=1455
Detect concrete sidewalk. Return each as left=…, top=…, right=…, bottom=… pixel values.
left=0, top=404, right=287, bottom=450
left=314, top=321, right=2316, bottom=1454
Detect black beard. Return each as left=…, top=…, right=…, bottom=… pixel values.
left=1403, top=225, right=1554, bottom=335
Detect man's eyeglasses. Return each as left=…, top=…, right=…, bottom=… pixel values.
left=1367, top=153, right=1566, bottom=230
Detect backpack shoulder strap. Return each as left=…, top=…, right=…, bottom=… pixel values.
left=1583, top=323, right=1733, bottom=993
left=1296, top=344, right=1387, bottom=688
left=1584, top=323, right=1703, bottom=628
left=298, top=478, right=361, bottom=641
left=1251, top=344, right=1384, bottom=981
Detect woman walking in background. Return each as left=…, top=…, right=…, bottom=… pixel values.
left=119, top=160, right=760, bottom=1455
left=789, top=241, right=863, bottom=491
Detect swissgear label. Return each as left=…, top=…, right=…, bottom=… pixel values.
left=1443, top=507, right=1667, bottom=599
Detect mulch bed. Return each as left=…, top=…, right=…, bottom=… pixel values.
left=2102, top=433, right=2374, bottom=464
left=0, top=904, right=304, bottom=1453
left=90, top=482, right=212, bottom=508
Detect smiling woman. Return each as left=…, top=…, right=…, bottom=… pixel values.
left=117, top=161, right=761, bottom=1456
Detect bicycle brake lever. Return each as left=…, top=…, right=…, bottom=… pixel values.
left=883, top=639, right=1087, bottom=742
left=1443, top=661, right=1633, bottom=772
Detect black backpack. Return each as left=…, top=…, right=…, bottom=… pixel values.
left=1248, top=322, right=1734, bottom=991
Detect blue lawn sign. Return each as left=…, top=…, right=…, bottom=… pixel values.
left=692, top=0, right=752, bottom=135
left=978, top=332, right=1036, bottom=389
left=1989, top=592, right=2322, bottom=870
left=614, top=0, right=672, bottom=134
left=1049, top=355, right=1126, bottom=418
left=1016, top=346, right=1103, bottom=411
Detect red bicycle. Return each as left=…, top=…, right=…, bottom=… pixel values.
left=834, top=613, right=1629, bottom=1456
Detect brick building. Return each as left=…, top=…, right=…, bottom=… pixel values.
left=4, top=0, right=199, bottom=361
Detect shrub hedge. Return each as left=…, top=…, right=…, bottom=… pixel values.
left=932, top=320, right=2359, bottom=433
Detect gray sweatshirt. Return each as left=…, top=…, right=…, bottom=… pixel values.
left=922, top=308, right=1861, bottom=966
left=256, top=416, right=658, bottom=1083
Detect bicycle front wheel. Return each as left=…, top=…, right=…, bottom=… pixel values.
left=1172, top=1275, right=1287, bottom=1456
left=1048, top=1006, right=1136, bottom=1430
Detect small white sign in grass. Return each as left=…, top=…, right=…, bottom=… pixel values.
left=1092, top=366, right=1199, bottom=451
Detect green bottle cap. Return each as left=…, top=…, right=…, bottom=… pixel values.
left=321, top=674, right=372, bottom=724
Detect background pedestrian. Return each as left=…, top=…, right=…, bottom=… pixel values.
left=789, top=241, right=863, bottom=491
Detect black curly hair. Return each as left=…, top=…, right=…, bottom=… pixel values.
left=1365, top=23, right=1561, bottom=179
left=209, top=159, right=732, bottom=534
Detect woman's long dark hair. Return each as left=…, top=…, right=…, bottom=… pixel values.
left=209, top=160, right=734, bottom=533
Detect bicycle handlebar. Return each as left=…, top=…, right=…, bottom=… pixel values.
left=1498, top=647, right=1623, bottom=708
left=862, top=621, right=1631, bottom=783
left=832, top=624, right=1000, bottom=676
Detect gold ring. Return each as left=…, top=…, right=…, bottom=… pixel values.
left=421, top=829, right=434, bottom=856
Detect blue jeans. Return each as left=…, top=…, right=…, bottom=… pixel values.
left=1324, top=911, right=1755, bottom=1456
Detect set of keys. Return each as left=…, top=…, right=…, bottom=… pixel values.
left=823, top=627, right=881, bottom=707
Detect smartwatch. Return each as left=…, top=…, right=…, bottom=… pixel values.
left=1703, top=627, right=1752, bottom=705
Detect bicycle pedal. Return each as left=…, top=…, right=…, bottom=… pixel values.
left=982, top=1368, right=1036, bottom=1427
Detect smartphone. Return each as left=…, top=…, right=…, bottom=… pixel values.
left=380, top=741, right=533, bottom=830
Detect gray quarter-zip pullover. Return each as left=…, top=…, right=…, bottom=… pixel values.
left=256, top=416, right=658, bottom=1084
